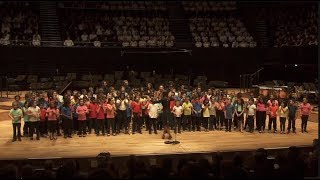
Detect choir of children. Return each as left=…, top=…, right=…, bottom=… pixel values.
left=8, top=82, right=312, bottom=142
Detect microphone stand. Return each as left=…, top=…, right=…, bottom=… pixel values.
left=171, top=117, right=180, bottom=144
left=164, top=117, right=180, bottom=144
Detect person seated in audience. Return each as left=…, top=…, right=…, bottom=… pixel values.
left=89, top=31, right=97, bottom=42
left=63, top=36, right=74, bottom=47
left=139, top=39, right=147, bottom=47
left=81, top=31, right=89, bottom=44
left=130, top=40, right=137, bottom=47
left=93, top=37, right=101, bottom=47
left=211, top=41, right=219, bottom=47
left=195, top=41, right=202, bottom=47
left=32, top=31, right=41, bottom=46
left=203, top=41, right=210, bottom=48
left=0, top=32, right=10, bottom=45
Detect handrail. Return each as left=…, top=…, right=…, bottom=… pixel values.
left=1, top=40, right=177, bottom=48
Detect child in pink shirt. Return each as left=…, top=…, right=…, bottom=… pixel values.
left=106, top=98, right=116, bottom=136
left=299, top=98, right=311, bottom=133
left=46, top=101, right=60, bottom=140
left=76, top=99, right=88, bottom=137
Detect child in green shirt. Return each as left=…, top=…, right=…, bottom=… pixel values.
left=8, top=102, right=23, bottom=142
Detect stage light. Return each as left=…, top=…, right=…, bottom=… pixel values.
left=294, top=64, right=298, bottom=67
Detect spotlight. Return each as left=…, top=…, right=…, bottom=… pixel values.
left=294, top=64, right=298, bottom=67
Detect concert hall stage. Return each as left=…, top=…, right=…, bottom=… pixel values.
left=0, top=118, right=317, bottom=160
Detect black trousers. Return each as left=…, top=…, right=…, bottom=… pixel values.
left=13, top=123, right=21, bottom=139
left=148, top=113, right=152, bottom=131
left=202, top=117, right=210, bottom=130
left=174, top=117, right=182, bottom=133
left=169, top=113, right=175, bottom=129
left=247, top=115, right=254, bottom=132
left=256, top=111, right=266, bottom=131
left=287, top=115, right=296, bottom=131
left=107, top=118, right=115, bottom=134
left=29, top=121, right=40, bottom=138
left=116, top=110, right=128, bottom=133
left=78, top=120, right=87, bottom=135
left=280, top=117, right=286, bottom=132
left=88, top=118, right=97, bottom=133
left=191, top=116, right=197, bottom=131
left=62, top=116, right=73, bottom=136
left=216, top=110, right=224, bottom=128
left=157, top=114, right=163, bottom=130
left=73, top=116, right=78, bottom=132
left=148, top=118, right=158, bottom=133
left=225, top=119, right=232, bottom=131
left=56, top=119, right=62, bottom=135
left=23, top=121, right=31, bottom=136
left=268, top=117, right=277, bottom=131
left=195, top=116, right=201, bottom=131
left=47, top=121, right=57, bottom=133
left=132, top=113, right=142, bottom=133
left=209, top=115, right=217, bottom=130
left=233, top=114, right=238, bottom=129
left=141, top=109, right=146, bottom=126
left=39, top=121, right=47, bottom=135
left=301, top=115, right=309, bottom=131
left=182, top=115, right=191, bottom=131
left=96, top=119, right=105, bottom=134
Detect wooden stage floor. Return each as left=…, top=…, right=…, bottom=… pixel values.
left=0, top=118, right=318, bottom=160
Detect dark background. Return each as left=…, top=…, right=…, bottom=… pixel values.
left=0, top=46, right=317, bottom=86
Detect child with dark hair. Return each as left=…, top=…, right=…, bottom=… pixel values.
left=14, top=95, right=23, bottom=109
left=28, top=101, right=41, bottom=140
left=268, top=100, right=278, bottom=133
left=234, top=98, right=244, bottom=132
left=88, top=97, right=98, bottom=134
left=224, top=99, right=234, bottom=132
left=96, top=99, right=106, bottom=136
left=22, top=102, right=30, bottom=137
left=61, top=99, right=73, bottom=138
left=278, top=101, right=288, bottom=134
left=39, top=103, right=48, bottom=137
left=106, top=98, right=116, bottom=136
left=72, top=97, right=80, bottom=135
left=9, top=102, right=23, bottom=142
left=76, top=99, right=89, bottom=137
left=287, top=99, right=297, bottom=134
left=46, top=101, right=60, bottom=140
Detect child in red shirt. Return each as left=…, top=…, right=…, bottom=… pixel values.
left=268, top=100, right=278, bottom=133
left=131, top=96, right=142, bottom=134
left=39, top=103, right=47, bottom=137
left=87, top=97, right=98, bottom=134
left=96, top=99, right=106, bottom=136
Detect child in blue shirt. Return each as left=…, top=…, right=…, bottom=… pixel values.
left=192, top=97, right=202, bottom=131
left=224, top=99, right=234, bottom=132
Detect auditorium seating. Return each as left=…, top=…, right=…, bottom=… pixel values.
left=58, top=5, right=175, bottom=48
left=58, top=1, right=167, bottom=11
left=0, top=145, right=317, bottom=179
left=184, top=1, right=257, bottom=48
left=0, top=2, right=40, bottom=46
left=259, top=5, right=318, bottom=47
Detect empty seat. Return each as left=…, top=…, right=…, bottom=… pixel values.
left=15, top=75, right=26, bottom=81
left=66, top=73, right=77, bottom=81
left=27, top=75, right=38, bottom=83
left=115, top=71, right=124, bottom=80
left=140, top=72, right=151, bottom=78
